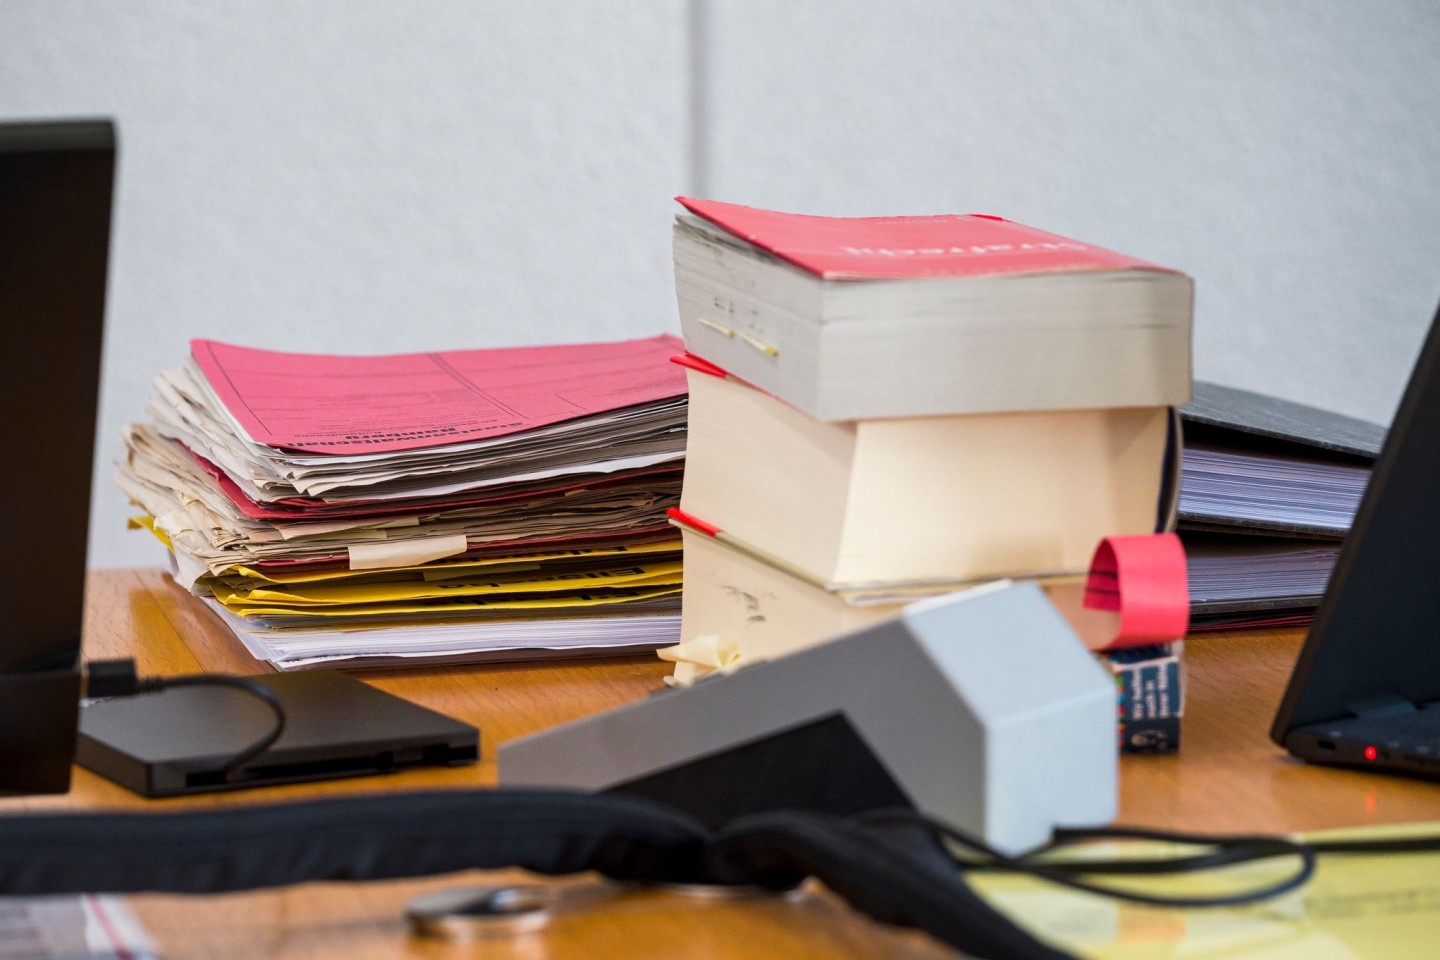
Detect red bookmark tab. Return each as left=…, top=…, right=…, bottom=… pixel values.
left=666, top=507, right=723, bottom=537
left=670, top=353, right=729, bottom=378
left=1084, top=534, right=1189, bottom=648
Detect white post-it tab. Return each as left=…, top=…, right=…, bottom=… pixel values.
left=348, top=534, right=469, bottom=571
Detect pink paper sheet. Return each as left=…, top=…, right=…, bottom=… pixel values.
left=191, top=335, right=685, bottom=455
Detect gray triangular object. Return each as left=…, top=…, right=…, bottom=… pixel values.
left=501, top=581, right=1117, bottom=854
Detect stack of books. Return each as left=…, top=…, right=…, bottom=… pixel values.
left=662, top=198, right=1193, bottom=751
left=117, top=335, right=689, bottom=669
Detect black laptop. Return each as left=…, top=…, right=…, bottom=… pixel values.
left=1271, top=299, right=1440, bottom=775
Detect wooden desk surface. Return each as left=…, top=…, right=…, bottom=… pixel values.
left=8, top=569, right=1440, bottom=958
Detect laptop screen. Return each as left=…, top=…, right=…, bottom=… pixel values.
left=1272, top=301, right=1440, bottom=741
left=0, top=119, right=114, bottom=793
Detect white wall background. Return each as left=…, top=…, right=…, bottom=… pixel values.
left=2, top=0, right=1437, bottom=569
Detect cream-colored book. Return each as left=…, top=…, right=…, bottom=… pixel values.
left=671, top=524, right=1121, bottom=674
left=679, top=360, right=1176, bottom=588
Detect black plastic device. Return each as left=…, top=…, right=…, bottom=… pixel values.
left=77, top=670, right=479, bottom=796
left=1272, top=300, right=1440, bottom=776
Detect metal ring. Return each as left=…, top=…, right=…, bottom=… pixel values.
left=405, top=885, right=553, bottom=941
left=640, top=881, right=781, bottom=901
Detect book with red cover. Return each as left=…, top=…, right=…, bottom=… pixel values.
left=676, top=197, right=1171, bottom=281
left=672, top=198, right=1193, bottom=420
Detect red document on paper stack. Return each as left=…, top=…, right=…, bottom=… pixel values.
left=192, top=336, right=686, bottom=454
left=116, top=335, right=688, bottom=670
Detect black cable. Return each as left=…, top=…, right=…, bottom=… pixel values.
left=85, top=659, right=288, bottom=781
left=1306, top=834, right=1440, bottom=856
left=858, top=809, right=1317, bottom=909
left=1041, top=826, right=1440, bottom=868
left=1034, top=823, right=1311, bottom=877
left=1038, top=824, right=1317, bottom=906
left=140, top=675, right=287, bottom=778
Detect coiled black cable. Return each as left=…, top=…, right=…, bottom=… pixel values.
left=860, top=809, right=1319, bottom=909
left=86, top=659, right=287, bottom=780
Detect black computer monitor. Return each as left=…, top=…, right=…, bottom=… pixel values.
left=0, top=119, right=115, bottom=795
left=1272, top=299, right=1440, bottom=774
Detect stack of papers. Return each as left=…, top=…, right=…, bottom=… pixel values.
left=1178, top=443, right=1370, bottom=537
left=117, top=336, right=687, bottom=670
left=1185, top=534, right=1340, bottom=615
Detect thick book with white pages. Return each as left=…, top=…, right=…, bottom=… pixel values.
left=673, top=197, right=1193, bottom=421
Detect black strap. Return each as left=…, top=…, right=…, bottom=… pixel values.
left=0, top=788, right=1077, bottom=959
left=0, top=789, right=709, bottom=893
left=710, top=811, right=1078, bottom=960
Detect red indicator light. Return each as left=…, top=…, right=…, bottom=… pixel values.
left=1364, top=746, right=1378, bottom=762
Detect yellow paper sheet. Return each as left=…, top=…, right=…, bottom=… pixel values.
left=226, top=583, right=681, bottom=619
left=213, top=561, right=682, bottom=608
left=971, top=821, right=1440, bottom=959
left=127, top=514, right=172, bottom=549
left=223, top=538, right=682, bottom=585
